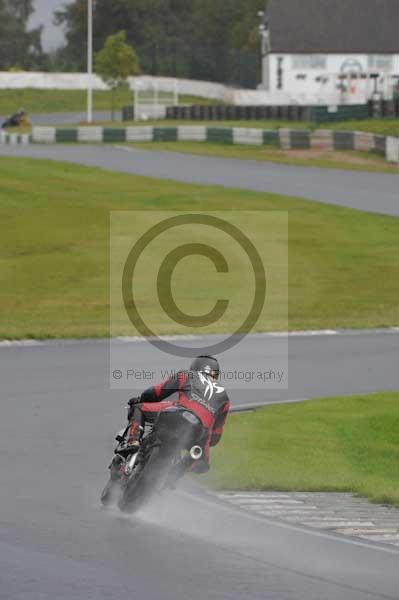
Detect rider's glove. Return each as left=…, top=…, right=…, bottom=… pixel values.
left=128, top=396, right=141, bottom=406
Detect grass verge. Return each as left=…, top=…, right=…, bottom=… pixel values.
left=0, top=157, right=398, bottom=339
left=206, top=392, right=399, bottom=506
left=129, top=141, right=399, bottom=174
left=0, top=88, right=217, bottom=116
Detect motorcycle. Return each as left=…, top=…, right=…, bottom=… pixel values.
left=100, top=405, right=206, bottom=513
left=1, top=110, right=30, bottom=129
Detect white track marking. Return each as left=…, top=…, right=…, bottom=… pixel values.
left=178, top=490, right=399, bottom=555
left=113, top=145, right=141, bottom=153
left=1, top=327, right=399, bottom=349
left=216, top=491, right=399, bottom=549
left=0, top=339, right=45, bottom=347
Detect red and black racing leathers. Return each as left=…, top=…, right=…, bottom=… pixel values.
left=128, top=370, right=230, bottom=466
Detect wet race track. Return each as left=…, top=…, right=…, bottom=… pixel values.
left=1, top=144, right=399, bottom=599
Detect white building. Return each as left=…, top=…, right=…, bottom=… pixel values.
left=259, top=0, right=399, bottom=104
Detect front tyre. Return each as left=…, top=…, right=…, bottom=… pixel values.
left=118, top=446, right=169, bottom=513
left=100, top=478, right=119, bottom=506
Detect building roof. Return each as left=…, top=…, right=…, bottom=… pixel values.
left=267, top=0, right=399, bottom=54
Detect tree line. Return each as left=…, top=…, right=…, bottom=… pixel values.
left=0, top=0, right=45, bottom=70
left=0, top=0, right=266, bottom=88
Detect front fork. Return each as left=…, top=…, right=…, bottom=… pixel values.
left=123, top=452, right=139, bottom=476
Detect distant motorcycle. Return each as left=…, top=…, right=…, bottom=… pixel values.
left=1, top=110, right=30, bottom=129
left=101, top=405, right=206, bottom=513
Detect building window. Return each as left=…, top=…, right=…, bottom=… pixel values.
left=292, top=55, right=327, bottom=70
left=277, top=57, right=284, bottom=89
left=368, top=55, right=393, bottom=70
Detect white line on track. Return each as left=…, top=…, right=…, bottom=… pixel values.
left=114, top=145, right=141, bottom=153
left=1, top=327, right=399, bottom=349
left=0, top=339, right=45, bottom=347
left=215, top=491, right=399, bottom=550
left=181, top=490, right=399, bottom=556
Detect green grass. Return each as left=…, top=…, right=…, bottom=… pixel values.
left=323, top=118, right=399, bottom=137
left=0, top=88, right=217, bottom=116
left=0, top=88, right=130, bottom=115
left=206, top=392, right=399, bottom=507
left=0, top=157, right=398, bottom=339
left=129, top=141, right=399, bottom=174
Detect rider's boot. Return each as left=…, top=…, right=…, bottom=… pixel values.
left=108, top=454, right=125, bottom=480
left=125, top=423, right=144, bottom=451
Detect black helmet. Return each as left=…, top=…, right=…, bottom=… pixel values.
left=190, top=355, right=220, bottom=379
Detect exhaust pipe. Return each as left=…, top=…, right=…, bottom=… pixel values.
left=189, top=446, right=203, bottom=461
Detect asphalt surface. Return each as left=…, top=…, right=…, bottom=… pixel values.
left=0, top=143, right=398, bottom=216
left=1, top=143, right=399, bottom=598
left=108, top=331, right=399, bottom=403
left=2, top=333, right=399, bottom=599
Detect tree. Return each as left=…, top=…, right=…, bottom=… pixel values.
left=54, top=0, right=266, bottom=87
left=54, top=0, right=89, bottom=71
left=0, top=0, right=44, bottom=70
left=95, top=30, right=141, bottom=119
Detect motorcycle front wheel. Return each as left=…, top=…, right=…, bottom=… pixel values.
left=118, top=446, right=170, bottom=513
left=100, top=478, right=119, bottom=506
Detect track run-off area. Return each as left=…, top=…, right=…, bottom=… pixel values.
left=1, top=143, right=399, bottom=599
left=0, top=142, right=399, bottom=216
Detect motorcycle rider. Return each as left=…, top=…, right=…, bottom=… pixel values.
left=125, top=355, right=230, bottom=474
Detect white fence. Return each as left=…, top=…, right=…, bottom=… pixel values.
left=0, top=72, right=233, bottom=101
left=0, top=72, right=108, bottom=90
left=4, top=71, right=392, bottom=106
left=132, top=76, right=232, bottom=102
left=0, top=71, right=339, bottom=105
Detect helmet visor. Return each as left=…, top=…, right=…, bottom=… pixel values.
left=208, top=369, right=220, bottom=380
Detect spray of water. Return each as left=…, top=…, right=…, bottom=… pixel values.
left=102, top=475, right=238, bottom=547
